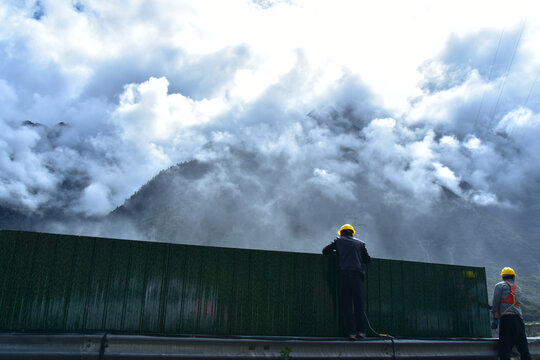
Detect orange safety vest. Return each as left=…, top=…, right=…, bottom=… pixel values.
left=500, top=281, right=520, bottom=308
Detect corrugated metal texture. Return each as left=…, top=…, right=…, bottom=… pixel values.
left=365, top=260, right=491, bottom=338
left=0, top=230, right=490, bottom=338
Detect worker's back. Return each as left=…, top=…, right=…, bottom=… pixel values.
left=323, top=235, right=370, bottom=272
left=493, top=279, right=522, bottom=318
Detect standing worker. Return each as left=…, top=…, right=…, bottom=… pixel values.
left=491, top=267, right=531, bottom=360
left=323, top=224, right=371, bottom=341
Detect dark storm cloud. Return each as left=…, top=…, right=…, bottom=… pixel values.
left=32, top=1, right=45, bottom=20
left=73, top=1, right=85, bottom=12
left=81, top=45, right=251, bottom=101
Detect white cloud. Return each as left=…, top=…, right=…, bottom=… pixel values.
left=471, top=191, right=498, bottom=206
left=0, top=79, right=18, bottom=112
left=464, top=136, right=483, bottom=151
left=433, top=162, right=460, bottom=193
left=495, top=106, right=540, bottom=177
left=75, top=182, right=112, bottom=216
left=439, top=135, right=459, bottom=148
left=0, top=0, right=540, bottom=225
left=112, top=77, right=227, bottom=143
left=497, top=107, right=540, bottom=135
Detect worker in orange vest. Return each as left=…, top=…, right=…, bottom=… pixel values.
left=491, top=267, right=531, bottom=360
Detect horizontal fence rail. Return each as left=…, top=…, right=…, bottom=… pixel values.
left=0, top=333, right=539, bottom=360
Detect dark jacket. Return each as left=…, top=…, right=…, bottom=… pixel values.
left=322, top=235, right=371, bottom=274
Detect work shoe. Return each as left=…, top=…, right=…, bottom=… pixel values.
left=357, top=332, right=366, bottom=339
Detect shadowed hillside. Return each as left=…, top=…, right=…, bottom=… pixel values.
left=107, top=155, right=540, bottom=270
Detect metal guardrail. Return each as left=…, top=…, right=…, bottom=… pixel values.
left=0, top=333, right=539, bottom=359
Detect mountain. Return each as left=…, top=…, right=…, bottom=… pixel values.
left=106, top=153, right=540, bottom=274
left=3, top=151, right=539, bottom=322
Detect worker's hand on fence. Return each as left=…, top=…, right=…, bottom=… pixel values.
left=491, top=318, right=499, bottom=329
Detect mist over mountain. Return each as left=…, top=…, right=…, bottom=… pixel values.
left=102, top=144, right=539, bottom=276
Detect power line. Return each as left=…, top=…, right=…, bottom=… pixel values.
left=523, top=68, right=540, bottom=108
left=488, top=19, right=527, bottom=130
left=473, top=28, right=505, bottom=134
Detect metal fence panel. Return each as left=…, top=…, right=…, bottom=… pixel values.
left=0, top=230, right=491, bottom=338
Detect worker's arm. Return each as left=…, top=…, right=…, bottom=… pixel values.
left=491, top=284, right=502, bottom=319
left=361, top=243, right=371, bottom=264
left=322, top=240, right=336, bottom=254
left=491, top=285, right=502, bottom=329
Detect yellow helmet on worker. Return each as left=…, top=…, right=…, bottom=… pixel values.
left=500, top=267, right=516, bottom=277
left=338, top=224, right=356, bottom=235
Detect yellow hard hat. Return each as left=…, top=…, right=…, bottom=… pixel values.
left=338, top=224, right=356, bottom=235
left=500, top=267, right=516, bottom=276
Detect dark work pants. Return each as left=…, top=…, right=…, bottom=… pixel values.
left=499, top=315, right=531, bottom=360
left=337, top=270, right=365, bottom=336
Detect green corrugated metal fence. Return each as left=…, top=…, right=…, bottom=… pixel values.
left=0, top=230, right=491, bottom=338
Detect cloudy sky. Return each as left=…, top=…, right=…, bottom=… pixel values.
left=1, top=0, right=540, bottom=251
